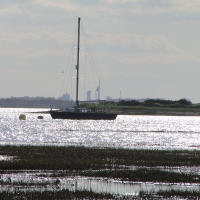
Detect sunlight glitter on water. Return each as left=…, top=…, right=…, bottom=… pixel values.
left=0, top=108, right=200, bottom=149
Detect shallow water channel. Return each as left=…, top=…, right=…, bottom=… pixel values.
left=1, top=171, right=200, bottom=196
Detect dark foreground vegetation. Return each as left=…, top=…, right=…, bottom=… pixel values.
left=1, top=190, right=200, bottom=200
left=1, top=145, right=200, bottom=177
left=0, top=146, right=200, bottom=182
left=139, top=190, right=200, bottom=200
left=82, top=168, right=200, bottom=183
left=0, top=190, right=113, bottom=200
left=1, top=145, right=200, bottom=199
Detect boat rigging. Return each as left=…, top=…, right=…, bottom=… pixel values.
left=49, top=18, right=117, bottom=120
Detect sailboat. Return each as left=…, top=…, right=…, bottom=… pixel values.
left=49, top=18, right=117, bottom=120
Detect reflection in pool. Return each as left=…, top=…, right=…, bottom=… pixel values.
left=1, top=172, right=200, bottom=196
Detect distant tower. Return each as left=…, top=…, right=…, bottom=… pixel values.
left=87, top=90, right=91, bottom=101
left=95, top=80, right=100, bottom=100
left=62, top=93, right=70, bottom=100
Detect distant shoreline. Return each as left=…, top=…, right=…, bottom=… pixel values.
left=27, top=109, right=200, bottom=116
left=1, top=97, right=200, bottom=117
left=117, top=110, right=200, bottom=116
left=1, top=106, right=200, bottom=116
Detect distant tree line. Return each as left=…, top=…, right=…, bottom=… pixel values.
left=116, top=99, right=192, bottom=108
left=0, top=97, right=75, bottom=108
left=0, top=97, right=194, bottom=109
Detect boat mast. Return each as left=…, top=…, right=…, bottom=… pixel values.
left=76, top=17, right=81, bottom=107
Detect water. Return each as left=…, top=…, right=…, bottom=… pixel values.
left=0, top=108, right=200, bottom=149
left=1, top=108, right=200, bottom=197
left=1, top=172, right=200, bottom=195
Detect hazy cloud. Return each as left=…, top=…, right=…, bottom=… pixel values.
left=0, top=0, right=200, bottom=102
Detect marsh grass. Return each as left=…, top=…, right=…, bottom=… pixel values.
left=139, top=190, right=200, bottom=199
left=3, top=168, right=198, bottom=183
left=0, top=189, right=113, bottom=200
left=0, top=180, right=50, bottom=186
left=1, top=145, right=200, bottom=183
left=81, top=168, right=200, bottom=183
left=1, top=145, right=200, bottom=171
left=1, top=145, right=200, bottom=199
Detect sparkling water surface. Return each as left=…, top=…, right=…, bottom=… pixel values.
left=1, top=108, right=200, bottom=197
left=1, top=108, right=200, bottom=149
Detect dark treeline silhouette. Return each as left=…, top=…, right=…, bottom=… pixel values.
left=117, top=100, right=141, bottom=106
left=0, top=97, right=75, bottom=108
left=0, top=97, right=193, bottom=109
left=117, top=99, right=192, bottom=107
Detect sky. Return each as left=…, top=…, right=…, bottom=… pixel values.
left=0, top=0, right=200, bottom=103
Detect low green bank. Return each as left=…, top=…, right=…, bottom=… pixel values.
left=80, top=99, right=200, bottom=115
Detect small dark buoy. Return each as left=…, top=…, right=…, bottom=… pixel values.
left=19, top=114, right=26, bottom=120
left=37, top=116, right=43, bottom=119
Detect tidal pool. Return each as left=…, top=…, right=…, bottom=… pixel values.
left=1, top=171, right=200, bottom=196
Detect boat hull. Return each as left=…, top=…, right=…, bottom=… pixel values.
left=49, top=110, right=117, bottom=120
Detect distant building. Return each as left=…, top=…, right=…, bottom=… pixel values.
left=59, top=92, right=70, bottom=100
left=87, top=90, right=91, bottom=101
left=106, top=96, right=112, bottom=101
left=95, top=80, right=100, bottom=100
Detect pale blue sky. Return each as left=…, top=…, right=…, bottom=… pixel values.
left=0, top=0, right=200, bottom=102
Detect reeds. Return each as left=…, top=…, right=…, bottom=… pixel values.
left=139, top=190, right=200, bottom=199
left=0, top=189, right=113, bottom=200
left=1, top=145, right=200, bottom=171
left=1, top=145, right=200, bottom=182
left=1, top=145, right=200, bottom=199
left=81, top=168, right=200, bottom=183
